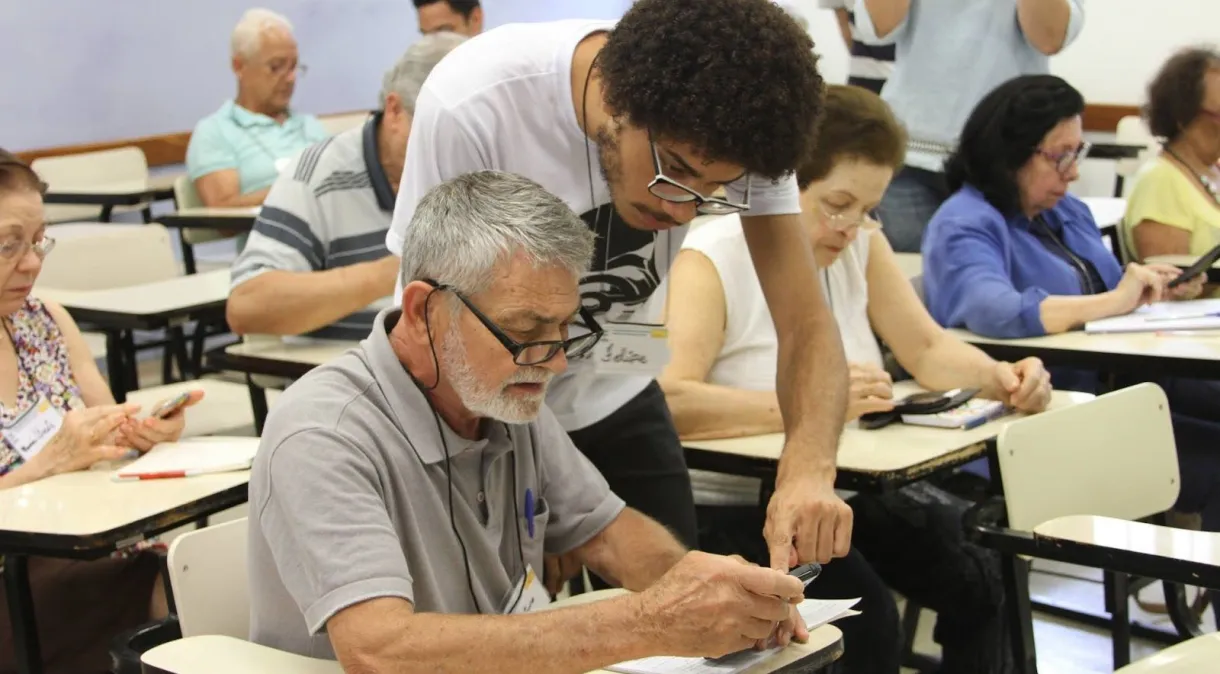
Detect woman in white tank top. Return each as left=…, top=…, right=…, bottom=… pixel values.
left=658, top=85, right=1053, bottom=674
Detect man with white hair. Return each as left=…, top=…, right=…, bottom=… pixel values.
left=186, top=8, right=328, bottom=209
left=227, top=33, right=467, bottom=339
left=247, top=171, right=810, bottom=666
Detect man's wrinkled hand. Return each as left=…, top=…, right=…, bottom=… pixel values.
left=765, top=470, right=852, bottom=569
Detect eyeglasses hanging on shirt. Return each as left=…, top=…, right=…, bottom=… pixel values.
left=1033, top=214, right=1103, bottom=296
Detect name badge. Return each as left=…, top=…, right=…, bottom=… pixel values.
left=504, top=565, right=552, bottom=615
left=588, top=323, right=671, bottom=376
left=3, top=396, right=64, bottom=462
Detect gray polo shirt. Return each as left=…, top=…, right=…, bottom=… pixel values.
left=230, top=113, right=395, bottom=340
left=247, top=309, right=625, bottom=659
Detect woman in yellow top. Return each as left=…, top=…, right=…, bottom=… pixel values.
left=1123, top=47, right=1220, bottom=265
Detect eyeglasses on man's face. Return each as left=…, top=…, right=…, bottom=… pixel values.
left=646, top=131, right=751, bottom=216
left=1036, top=141, right=1091, bottom=175
left=424, top=280, right=604, bottom=366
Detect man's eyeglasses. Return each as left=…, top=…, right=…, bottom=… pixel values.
left=0, top=235, right=55, bottom=262
left=267, top=61, right=307, bottom=78
left=817, top=201, right=883, bottom=232
left=424, top=280, right=604, bottom=366
left=647, top=132, right=751, bottom=216
left=1036, top=141, right=1092, bottom=175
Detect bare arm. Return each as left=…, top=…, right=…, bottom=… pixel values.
left=42, top=300, right=116, bottom=407
left=572, top=508, right=686, bottom=591
left=226, top=256, right=398, bottom=335
left=658, top=250, right=784, bottom=440
left=1131, top=220, right=1192, bottom=260
left=833, top=9, right=854, bottom=49
left=194, top=170, right=271, bottom=208
left=860, top=0, right=911, bottom=39
left=863, top=235, right=1005, bottom=399
left=329, top=594, right=657, bottom=674
left=741, top=214, right=846, bottom=477
left=1038, top=294, right=1125, bottom=334
left=1016, top=0, right=1075, bottom=55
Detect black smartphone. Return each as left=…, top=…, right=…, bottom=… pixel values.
left=1168, top=241, right=1220, bottom=288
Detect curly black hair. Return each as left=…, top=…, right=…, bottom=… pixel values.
left=412, top=0, right=479, bottom=18
left=597, top=0, right=824, bottom=180
left=944, top=75, right=1084, bottom=215
left=1144, top=46, right=1220, bottom=142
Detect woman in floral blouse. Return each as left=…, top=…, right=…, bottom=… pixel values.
left=0, top=149, right=203, bottom=673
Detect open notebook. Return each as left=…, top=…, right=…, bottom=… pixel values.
left=112, top=437, right=260, bottom=482
left=606, top=597, right=860, bottom=674
left=1085, top=298, right=1220, bottom=334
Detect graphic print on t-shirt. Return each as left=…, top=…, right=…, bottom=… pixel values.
left=579, top=204, right=672, bottom=323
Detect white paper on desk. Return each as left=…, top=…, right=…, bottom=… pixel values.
left=1085, top=299, right=1220, bottom=334
left=606, top=598, right=860, bottom=674
left=112, top=438, right=258, bottom=481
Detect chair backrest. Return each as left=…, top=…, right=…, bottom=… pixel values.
left=997, top=383, right=1179, bottom=532
left=167, top=517, right=250, bottom=639
left=319, top=111, right=370, bottom=136
left=1115, top=115, right=1160, bottom=185
left=32, top=146, right=150, bottom=223
left=173, top=175, right=239, bottom=245
left=39, top=223, right=180, bottom=289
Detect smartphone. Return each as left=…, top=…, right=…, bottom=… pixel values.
left=1168, top=241, right=1220, bottom=288
left=150, top=391, right=192, bottom=419
left=790, top=562, right=822, bottom=588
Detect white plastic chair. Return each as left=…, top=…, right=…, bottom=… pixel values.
left=167, top=517, right=250, bottom=638
left=318, top=111, right=370, bottom=136
left=37, top=224, right=258, bottom=435
left=972, top=384, right=1220, bottom=670
left=1114, top=115, right=1160, bottom=199
left=32, top=147, right=153, bottom=223
left=174, top=175, right=242, bottom=254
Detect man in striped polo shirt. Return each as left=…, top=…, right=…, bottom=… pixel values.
left=226, top=32, right=467, bottom=340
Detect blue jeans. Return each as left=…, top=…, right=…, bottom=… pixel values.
left=876, top=166, right=952, bottom=254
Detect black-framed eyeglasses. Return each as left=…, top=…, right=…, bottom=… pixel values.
left=424, top=280, right=604, bottom=366
left=647, top=131, right=751, bottom=216
left=1036, top=141, right=1091, bottom=175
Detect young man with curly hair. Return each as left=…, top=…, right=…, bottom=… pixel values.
left=386, top=0, right=850, bottom=582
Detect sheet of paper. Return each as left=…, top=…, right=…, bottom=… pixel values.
left=112, top=437, right=259, bottom=481
left=1085, top=298, right=1220, bottom=334
left=605, top=598, right=860, bottom=674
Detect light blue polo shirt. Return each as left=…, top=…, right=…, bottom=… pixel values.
left=186, top=100, right=330, bottom=194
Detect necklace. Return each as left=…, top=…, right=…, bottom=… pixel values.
left=1164, top=146, right=1220, bottom=204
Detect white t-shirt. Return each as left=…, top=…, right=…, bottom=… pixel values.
left=387, top=19, right=802, bottom=431
left=681, top=214, right=881, bottom=506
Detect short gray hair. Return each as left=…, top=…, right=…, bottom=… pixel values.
left=400, top=171, right=595, bottom=296
left=379, top=32, right=468, bottom=113
left=231, top=8, right=294, bottom=59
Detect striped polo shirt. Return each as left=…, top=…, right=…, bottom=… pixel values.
left=230, top=113, right=393, bottom=340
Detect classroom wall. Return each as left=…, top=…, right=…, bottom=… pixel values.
left=1, top=0, right=633, bottom=152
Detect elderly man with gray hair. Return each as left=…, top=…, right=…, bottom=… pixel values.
left=227, top=32, right=468, bottom=339
left=187, top=8, right=329, bottom=209
left=247, top=170, right=810, bottom=669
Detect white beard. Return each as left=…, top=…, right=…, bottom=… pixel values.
left=440, top=321, right=553, bottom=423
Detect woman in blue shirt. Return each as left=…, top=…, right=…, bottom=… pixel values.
left=922, top=74, right=1220, bottom=536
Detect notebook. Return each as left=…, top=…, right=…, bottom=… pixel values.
left=902, top=398, right=1008, bottom=430
left=606, top=597, right=860, bottom=674
left=112, top=437, right=259, bottom=482
left=1085, top=299, right=1220, bottom=334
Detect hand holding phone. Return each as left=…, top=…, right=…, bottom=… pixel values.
left=150, top=391, right=193, bottom=419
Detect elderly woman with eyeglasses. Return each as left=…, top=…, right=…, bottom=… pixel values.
left=0, top=149, right=203, bottom=672
left=923, top=76, right=1220, bottom=537
left=660, top=85, right=1049, bottom=674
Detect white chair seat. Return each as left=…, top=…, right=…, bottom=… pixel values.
left=1034, top=515, right=1220, bottom=567
left=126, top=379, right=280, bottom=438
left=1117, top=633, right=1220, bottom=672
